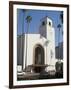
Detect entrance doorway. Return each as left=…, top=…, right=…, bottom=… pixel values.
left=34, top=44, right=45, bottom=73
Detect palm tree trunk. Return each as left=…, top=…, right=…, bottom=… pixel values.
left=58, top=28, right=60, bottom=61
left=21, top=14, right=24, bottom=70
left=25, top=22, right=29, bottom=70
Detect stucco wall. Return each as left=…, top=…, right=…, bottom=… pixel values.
left=23, top=32, right=56, bottom=71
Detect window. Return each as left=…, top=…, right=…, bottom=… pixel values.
left=49, top=21, right=51, bottom=26
left=42, top=21, right=45, bottom=26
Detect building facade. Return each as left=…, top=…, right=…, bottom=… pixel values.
left=17, top=16, right=56, bottom=73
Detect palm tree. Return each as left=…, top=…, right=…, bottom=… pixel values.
left=60, top=11, right=63, bottom=24
left=55, top=13, right=63, bottom=74
left=57, top=24, right=61, bottom=60
left=60, top=11, right=63, bottom=42
left=21, top=10, right=28, bottom=70
left=26, top=16, right=32, bottom=23
left=25, top=15, right=32, bottom=69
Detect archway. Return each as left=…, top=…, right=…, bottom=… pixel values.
left=33, top=44, right=45, bottom=73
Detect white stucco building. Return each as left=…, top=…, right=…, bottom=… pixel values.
left=20, top=16, right=56, bottom=73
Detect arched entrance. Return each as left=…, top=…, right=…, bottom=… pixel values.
left=33, top=44, right=45, bottom=73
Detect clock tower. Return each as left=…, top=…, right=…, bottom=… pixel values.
left=39, top=16, right=56, bottom=71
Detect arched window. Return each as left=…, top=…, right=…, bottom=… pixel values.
left=42, top=21, right=46, bottom=26
left=49, top=21, right=51, bottom=26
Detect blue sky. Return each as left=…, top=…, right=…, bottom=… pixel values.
left=17, top=9, right=63, bottom=46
